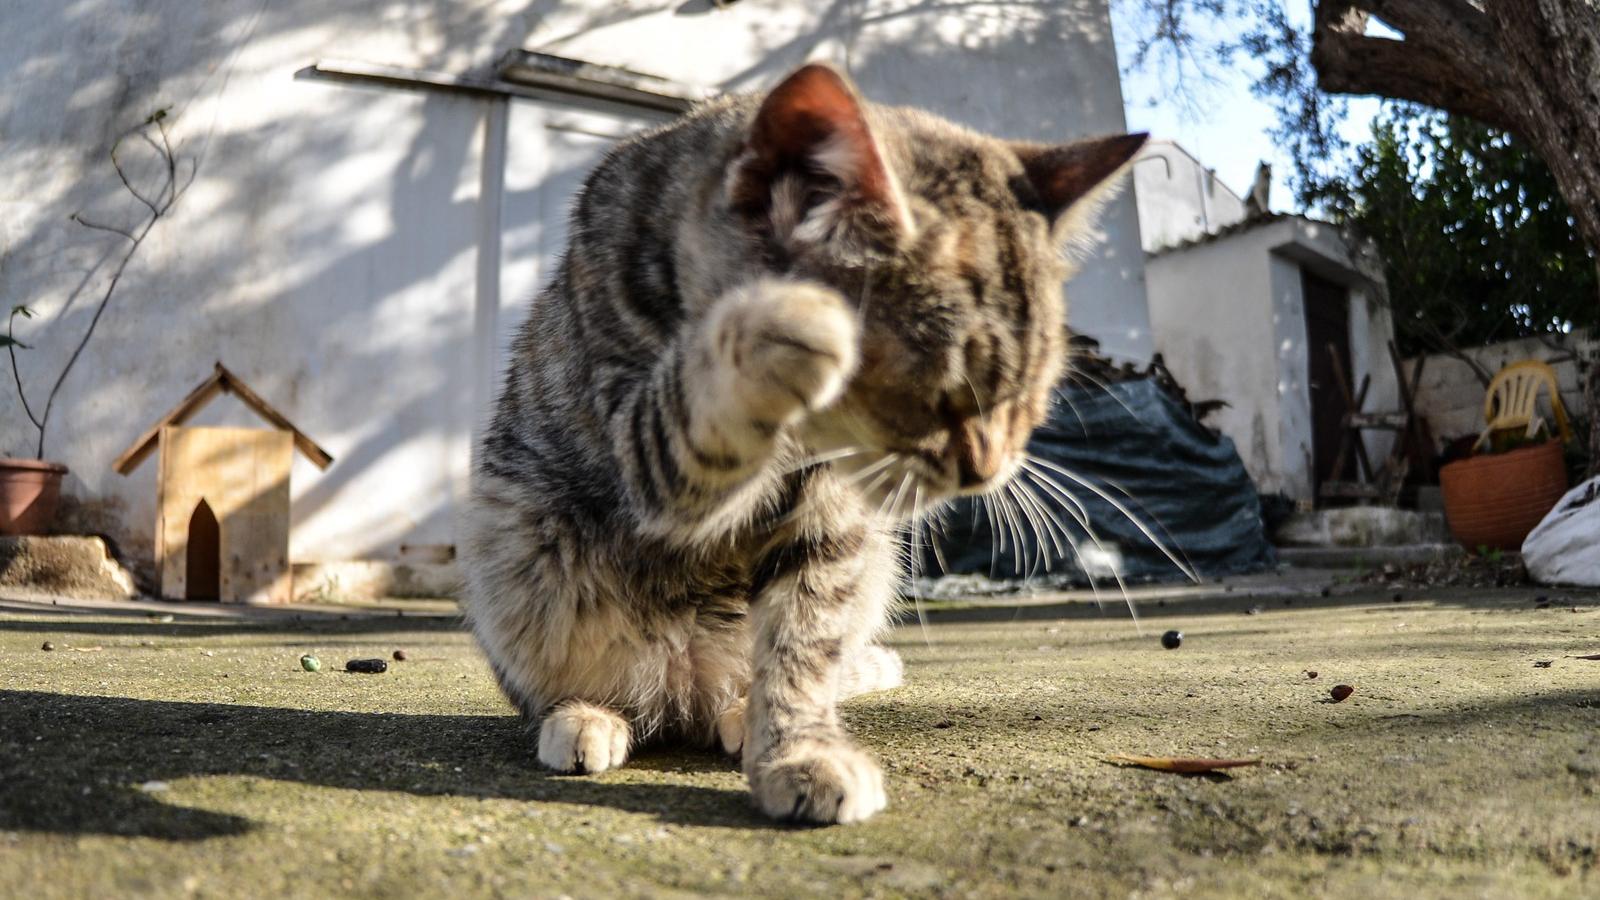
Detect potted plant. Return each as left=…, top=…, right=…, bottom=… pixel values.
left=2, top=108, right=188, bottom=535
left=1439, top=432, right=1570, bottom=552
left=2, top=304, right=69, bottom=535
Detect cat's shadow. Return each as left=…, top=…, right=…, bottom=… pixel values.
left=0, top=690, right=782, bottom=841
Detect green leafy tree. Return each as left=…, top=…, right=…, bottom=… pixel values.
left=1309, top=109, right=1598, bottom=361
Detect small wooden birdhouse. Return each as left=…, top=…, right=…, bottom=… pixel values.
left=113, top=363, right=333, bottom=604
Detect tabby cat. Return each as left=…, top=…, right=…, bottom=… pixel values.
left=461, top=63, right=1145, bottom=824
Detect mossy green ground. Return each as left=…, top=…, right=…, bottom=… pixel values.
left=2, top=579, right=1598, bottom=898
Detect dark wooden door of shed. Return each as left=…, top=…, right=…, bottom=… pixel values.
left=1303, top=269, right=1352, bottom=502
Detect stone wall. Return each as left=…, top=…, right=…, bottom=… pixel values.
left=1406, top=333, right=1595, bottom=446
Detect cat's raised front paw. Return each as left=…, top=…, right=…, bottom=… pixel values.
left=537, top=701, right=631, bottom=774
left=713, top=279, right=858, bottom=428
left=747, top=731, right=886, bottom=824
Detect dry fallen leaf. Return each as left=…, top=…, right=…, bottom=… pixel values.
left=1107, top=755, right=1262, bottom=774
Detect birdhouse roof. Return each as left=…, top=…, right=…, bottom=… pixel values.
left=112, top=362, right=334, bottom=475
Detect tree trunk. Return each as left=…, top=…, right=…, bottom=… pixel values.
left=1588, top=345, right=1600, bottom=480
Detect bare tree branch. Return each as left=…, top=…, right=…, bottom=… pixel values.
left=68, top=214, right=138, bottom=243
left=8, top=111, right=190, bottom=458
left=109, top=142, right=162, bottom=217
left=1311, top=8, right=1518, bottom=132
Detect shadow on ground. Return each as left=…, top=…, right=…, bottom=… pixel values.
left=0, top=691, right=771, bottom=841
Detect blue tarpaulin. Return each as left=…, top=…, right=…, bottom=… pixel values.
left=923, top=378, right=1276, bottom=584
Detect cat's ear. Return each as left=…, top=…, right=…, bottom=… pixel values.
left=728, top=63, right=910, bottom=245
left=1012, top=133, right=1148, bottom=234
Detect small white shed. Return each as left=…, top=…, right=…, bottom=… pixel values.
left=1137, top=169, right=1399, bottom=504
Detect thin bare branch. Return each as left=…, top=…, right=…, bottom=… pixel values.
left=69, top=213, right=138, bottom=243
left=6, top=308, right=43, bottom=431
left=109, top=137, right=161, bottom=216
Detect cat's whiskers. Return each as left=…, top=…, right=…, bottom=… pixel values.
left=777, top=445, right=869, bottom=476
left=1066, top=370, right=1143, bottom=424
left=980, top=493, right=1003, bottom=576
left=841, top=452, right=899, bottom=489
left=1017, top=465, right=1112, bottom=615
left=1051, top=387, right=1091, bottom=433
left=757, top=450, right=894, bottom=537
left=882, top=471, right=914, bottom=523
left=1010, top=474, right=1069, bottom=570
left=1020, top=459, right=1141, bottom=631
left=907, top=483, right=934, bottom=646
left=992, top=482, right=1028, bottom=577
left=1007, top=478, right=1053, bottom=577
left=1024, top=454, right=1197, bottom=583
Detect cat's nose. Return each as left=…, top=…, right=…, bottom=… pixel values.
left=954, top=422, right=1003, bottom=488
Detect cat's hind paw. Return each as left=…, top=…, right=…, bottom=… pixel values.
left=716, top=697, right=747, bottom=759
left=748, top=732, right=886, bottom=824
left=537, top=701, right=631, bottom=774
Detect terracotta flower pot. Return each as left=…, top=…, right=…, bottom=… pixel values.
left=1439, top=440, right=1568, bottom=552
left=0, top=458, right=69, bottom=536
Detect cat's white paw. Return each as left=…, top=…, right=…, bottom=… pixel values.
left=714, top=279, right=858, bottom=427
left=839, top=644, right=904, bottom=698
left=748, top=732, right=886, bottom=824
left=717, top=697, right=747, bottom=758
left=537, top=702, right=631, bottom=774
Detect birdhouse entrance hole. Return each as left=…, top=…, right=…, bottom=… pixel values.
left=186, top=499, right=221, bottom=601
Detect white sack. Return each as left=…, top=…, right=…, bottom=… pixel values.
left=1522, top=476, right=1600, bottom=587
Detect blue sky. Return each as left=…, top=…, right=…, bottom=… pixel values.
left=1110, top=0, right=1380, bottom=210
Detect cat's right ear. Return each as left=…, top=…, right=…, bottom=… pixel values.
left=726, top=64, right=910, bottom=247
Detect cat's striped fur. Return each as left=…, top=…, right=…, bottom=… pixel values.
left=461, top=64, right=1145, bottom=824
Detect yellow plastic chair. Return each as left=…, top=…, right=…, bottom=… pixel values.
left=1473, top=360, right=1573, bottom=451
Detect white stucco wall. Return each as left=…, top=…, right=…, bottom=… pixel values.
left=1406, top=332, right=1595, bottom=445
left=1132, top=141, right=1247, bottom=254
left=519, top=0, right=1152, bottom=362
left=1144, top=217, right=1396, bottom=501
left=1, top=0, right=1145, bottom=572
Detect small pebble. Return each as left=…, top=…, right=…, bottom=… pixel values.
left=1330, top=684, right=1355, bottom=703
left=300, top=654, right=322, bottom=672
left=40, top=641, right=54, bottom=652
left=1246, top=605, right=1263, bottom=616
left=392, top=649, right=408, bottom=661
left=1534, top=660, right=1554, bottom=668
left=1305, top=670, right=1319, bottom=679
left=1161, top=630, right=1183, bottom=650
left=345, top=658, right=388, bottom=674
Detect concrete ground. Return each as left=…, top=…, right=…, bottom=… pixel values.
left=2, top=573, right=1598, bottom=899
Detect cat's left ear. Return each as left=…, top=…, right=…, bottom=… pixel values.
left=1012, top=133, right=1148, bottom=235
left=728, top=63, right=910, bottom=246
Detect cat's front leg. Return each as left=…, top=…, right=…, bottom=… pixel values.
left=695, top=277, right=858, bottom=458
left=743, top=518, right=896, bottom=824
left=616, top=277, right=858, bottom=534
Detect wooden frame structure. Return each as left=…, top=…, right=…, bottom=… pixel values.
left=1318, top=341, right=1432, bottom=506
left=113, top=363, right=333, bottom=603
